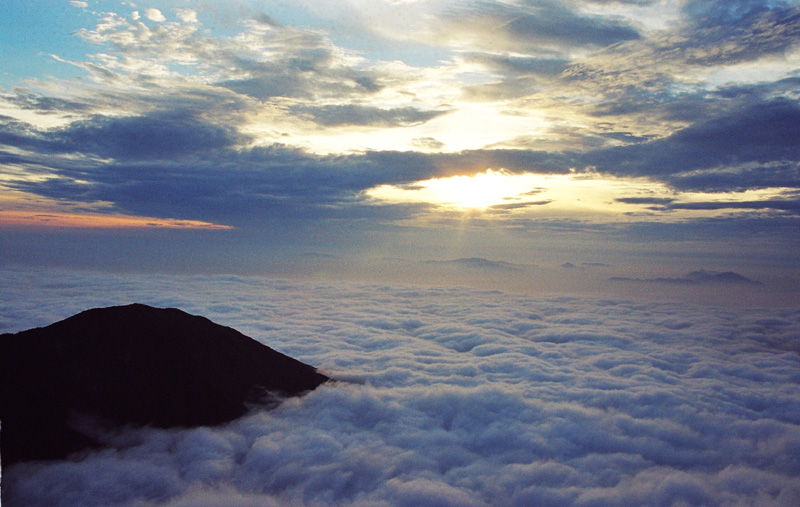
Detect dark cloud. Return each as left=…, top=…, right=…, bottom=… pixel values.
left=219, top=70, right=381, bottom=101
left=210, top=27, right=384, bottom=102
left=290, top=104, right=447, bottom=127
left=55, top=110, right=245, bottom=160
left=489, top=200, right=553, bottom=211
left=0, top=116, right=53, bottom=153
left=559, top=4, right=800, bottom=127
left=252, top=13, right=282, bottom=28
left=668, top=163, right=800, bottom=192
left=465, top=53, right=570, bottom=77
left=683, top=0, right=787, bottom=28
left=615, top=197, right=675, bottom=206
left=680, top=6, right=800, bottom=65
left=583, top=98, right=800, bottom=182
left=504, top=3, right=640, bottom=47
left=2, top=89, right=91, bottom=114
left=669, top=199, right=800, bottom=214
left=471, top=1, right=641, bottom=50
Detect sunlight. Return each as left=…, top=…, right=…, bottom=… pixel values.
left=369, top=169, right=544, bottom=209
left=366, top=170, right=772, bottom=220
left=424, top=170, right=522, bottom=208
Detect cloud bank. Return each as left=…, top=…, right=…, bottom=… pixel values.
left=2, top=268, right=800, bottom=506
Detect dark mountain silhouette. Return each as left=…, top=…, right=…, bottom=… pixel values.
left=424, top=257, right=523, bottom=271
left=684, top=270, right=762, bottom=284
left=610, top=270, right=762, bottom=286
left=0, top=304, right=329, bottom=466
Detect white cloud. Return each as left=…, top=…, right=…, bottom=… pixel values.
left=2, top=267, right=800, bottom=505
left=176, top=9, right=198, bottom=24
left=144, top=8, right=166, bottom=22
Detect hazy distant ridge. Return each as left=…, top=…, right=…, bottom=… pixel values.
left=424, top=257, right=524, bottom=271
left=610, top=270, right=762, bottom=285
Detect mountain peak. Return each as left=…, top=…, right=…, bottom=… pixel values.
left=0, top=304, right=329, bottom=465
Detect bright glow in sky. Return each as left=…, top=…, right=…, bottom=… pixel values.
left=370, top=170, right=540, bottom=208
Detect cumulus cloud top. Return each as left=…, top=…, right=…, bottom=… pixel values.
left=144, top=8, right=166, bottom=23
left=2, top=268, right=800, bottom=506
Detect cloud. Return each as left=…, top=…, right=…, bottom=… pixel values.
left=1, top=90, right=91, bottom=114
left=681, top=2, right=800, bottom=63
left=145, top=8, right=166, bottom=23
left=54, top=109, right=245, bottom=160
left=3, top=269, right=800, bottom=505
left=556, top=3, right=800, bottom=130
left=615, top=197, right=675, bottom=206
left=411, top=137, right=445, bottom=150
left=465, top=53, right=570, bottom=78
left=684, top=0, right=787, bottom=28
left=489, top=200, right=553, bottom=211
left=582, top=98, right=800, bottom=185
left=65, top=9, right=387, bottom=106
left=669, top=199, right=800, bottom=214
left=176, top=9, right=198, bottom=24
left=443, top=1, right=641, bottom=54
left=290, top=104, right=448, bottom=127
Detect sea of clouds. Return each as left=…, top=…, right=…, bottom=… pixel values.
left=1, top=266, right=800, bottom=506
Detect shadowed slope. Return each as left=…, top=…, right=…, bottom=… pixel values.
left=0, top=304, right=329, bottom=465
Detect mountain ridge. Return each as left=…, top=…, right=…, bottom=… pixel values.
left=0, top=303, right=329, bottom=465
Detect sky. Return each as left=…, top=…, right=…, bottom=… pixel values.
left=2, top=268, right=800, bottom=505
left=1, top=0, right=800, bottom=304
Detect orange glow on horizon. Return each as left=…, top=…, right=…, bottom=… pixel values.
left=0, top=210, right=233, bottom=230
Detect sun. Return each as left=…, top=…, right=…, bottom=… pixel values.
left=368, top=169, right=538, bottom=209
left=422, top=170, right=520, bottom=208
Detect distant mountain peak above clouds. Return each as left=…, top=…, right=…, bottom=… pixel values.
left=610, top=270, right=762, bottom=286
left=424, top=257, right=524, bottom=271
left=0, top=304, right=329, bottom=465
left=683, top=270, right=762, bottom=284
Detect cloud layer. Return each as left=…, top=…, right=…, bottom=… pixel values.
left=3, top=268, right=800, bottom=506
